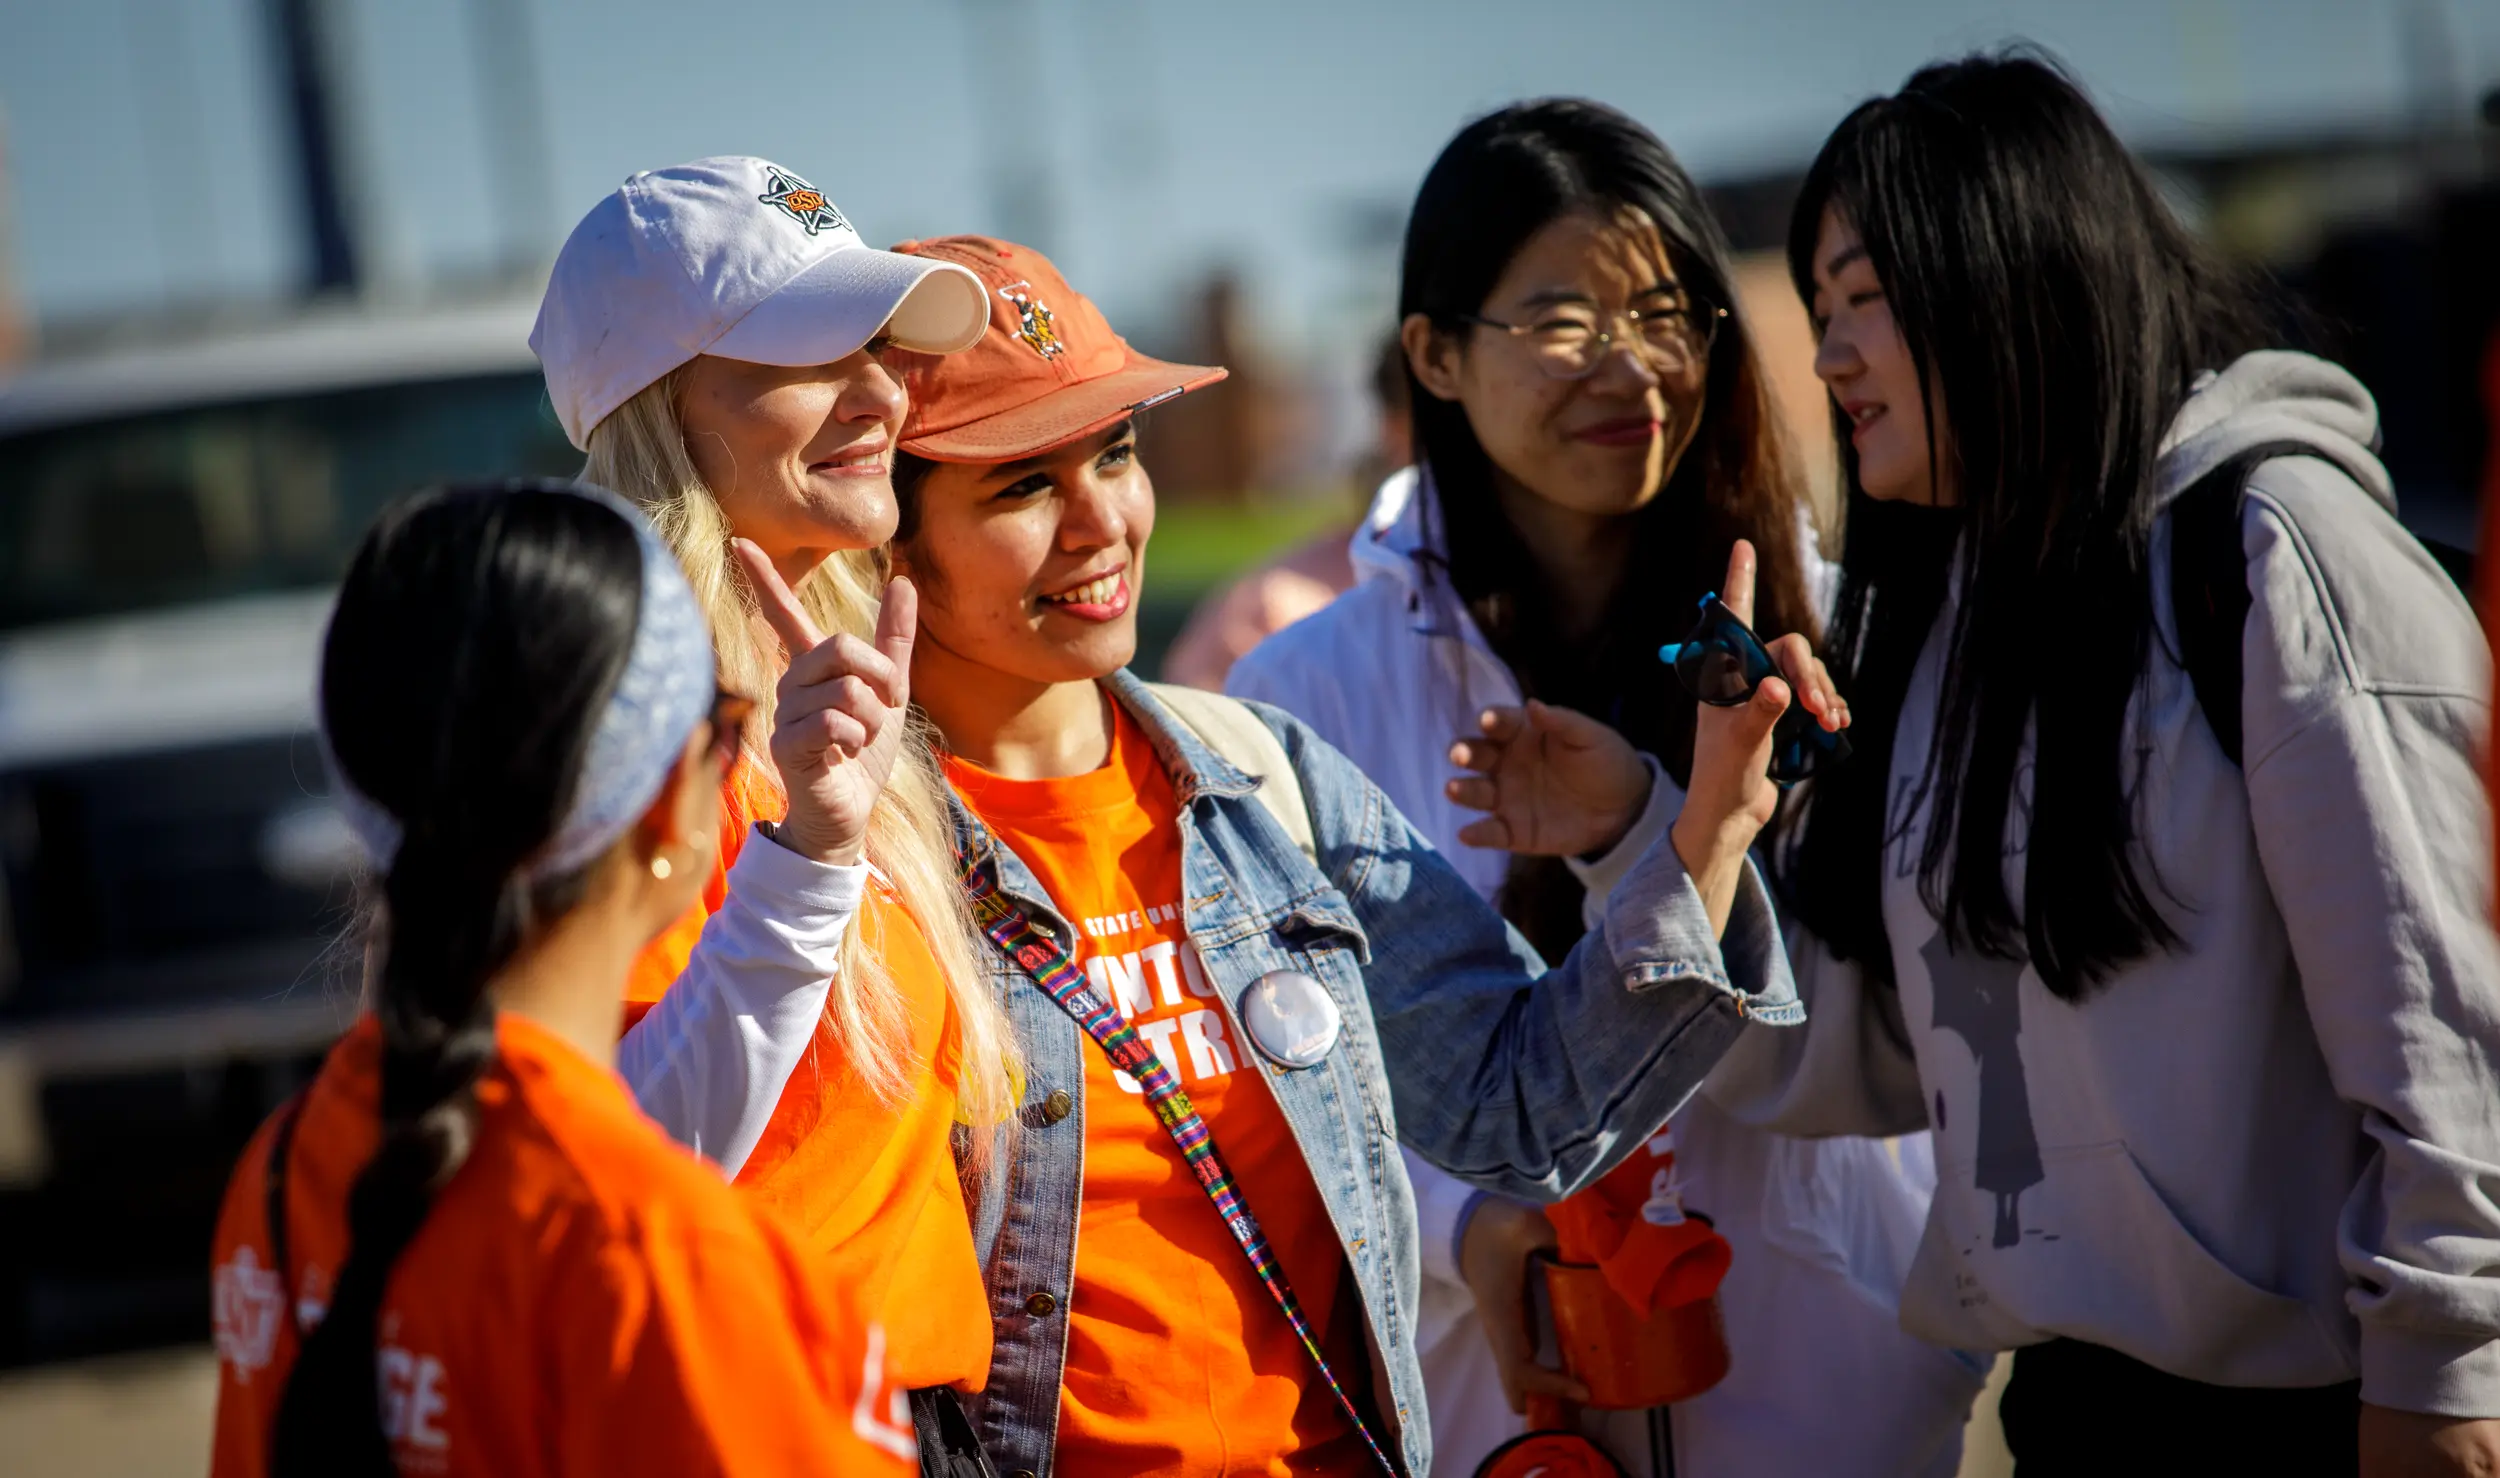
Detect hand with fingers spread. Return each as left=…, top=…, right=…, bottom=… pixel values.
left=1445, top=700, right=1652, bottom=859
left=1441, top=538, right=1850, bottom=937
left=731, top=539, right=916, bottom=868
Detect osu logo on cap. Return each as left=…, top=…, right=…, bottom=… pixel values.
left=757, top=165, right=849, bottom=237
left=997, top=281, right=1064, bottom=360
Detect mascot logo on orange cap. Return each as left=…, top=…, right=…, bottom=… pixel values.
left=997, top=280, right=1065, bottom=360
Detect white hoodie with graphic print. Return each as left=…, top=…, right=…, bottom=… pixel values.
left=1709, top=350, right=2500, bottom=1416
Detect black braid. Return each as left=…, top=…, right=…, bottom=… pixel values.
left=271, top=482, right=641, bottom=1475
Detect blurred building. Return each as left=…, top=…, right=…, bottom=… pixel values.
left=1136, top=270, right=1325, bottom=503
left=0, top=113, right=29, bottom=373
left=0, top=296, right=573, bottom=1366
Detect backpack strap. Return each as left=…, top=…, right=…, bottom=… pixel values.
left=262, top=1088, right=311, bottom=1333
left=2167, top=443, right=2474, bottom=768
left=2167, top=443, right=2287, bottom=768
left=1144, top=683, right=1317, bottom=865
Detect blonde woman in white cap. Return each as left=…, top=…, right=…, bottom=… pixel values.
left=532, top=157, right=1022, bottom=1443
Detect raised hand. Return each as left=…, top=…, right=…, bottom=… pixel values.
left=730, top=539, right=915, bottom=868
left=1672, top=538, right=1839, bottom=934
left=1445, top=700, right=1651, bottom=858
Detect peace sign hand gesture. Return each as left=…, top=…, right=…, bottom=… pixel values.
left=730, top=539, right=916, bottom=868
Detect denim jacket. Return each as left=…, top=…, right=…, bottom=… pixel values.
left=956, top=671, right=1801, bottom=1478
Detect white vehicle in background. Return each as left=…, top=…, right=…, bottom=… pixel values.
left=0, top=298, right=573, bottom=1362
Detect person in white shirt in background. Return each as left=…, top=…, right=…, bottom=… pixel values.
left=1160, top=334, right=1407, bottom=692
left=1230, top=97, right=1982, bottom=1477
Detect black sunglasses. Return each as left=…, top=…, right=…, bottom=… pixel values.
left=1658, top=594, right=1849, bottom=785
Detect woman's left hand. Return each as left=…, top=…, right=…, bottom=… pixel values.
left=1446, top=700, right=1651, bottom=858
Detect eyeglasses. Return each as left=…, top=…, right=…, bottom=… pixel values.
left=1461, top=301, right=1726, bottom=380
left=705, top=687, right=756, bottom=773
left=1658, top=594, right=1849, bottom=785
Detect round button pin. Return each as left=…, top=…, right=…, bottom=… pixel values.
left=1240, top=969, right=1341, bottom=1070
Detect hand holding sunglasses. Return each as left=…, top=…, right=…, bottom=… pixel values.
left=1663, top=540, right=1851, bottom=936
left=1659, top=596, right=1852, bottom=786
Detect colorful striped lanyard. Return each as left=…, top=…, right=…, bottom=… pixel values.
left=957, top=839, right=1400, bottom=1477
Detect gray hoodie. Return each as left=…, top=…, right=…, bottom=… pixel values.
left=1708, top=351, right=2500, bottom=1416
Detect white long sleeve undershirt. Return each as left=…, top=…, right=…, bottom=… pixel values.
left=613, top=827, right=865, bottom=1178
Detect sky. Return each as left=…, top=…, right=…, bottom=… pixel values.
left=2, top=0, right=2496, bottom=362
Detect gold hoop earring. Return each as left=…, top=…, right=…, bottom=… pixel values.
left=650, top=854, right=674, bottom=881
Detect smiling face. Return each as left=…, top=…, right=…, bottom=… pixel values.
left=1405, top=208, right=1710, bottom=523
left=890, top=422, right=1151, bottom=692
left=1807, top=208, right=1945, bottom=504
left=677, top=343, right=910, bottom=565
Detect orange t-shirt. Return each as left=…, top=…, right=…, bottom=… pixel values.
left=944, top=706, right=1373, bottom=1477
left=208, top=1013, right=915, bottom=1477
left=626, top=761, right=992, bottom=1392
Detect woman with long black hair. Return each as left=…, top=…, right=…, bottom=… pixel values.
left=208, top=482, right=914, bottom=1475
left=1465, top=53, right=2500, bottom=1478
left=1231, top=99, right=1978, bottom=1475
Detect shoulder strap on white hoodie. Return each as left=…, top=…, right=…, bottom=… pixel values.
left=1146, top=683, right=1317, bottom=864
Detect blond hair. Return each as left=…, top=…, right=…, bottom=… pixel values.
left=585, top=371, right=1019, bottom=1163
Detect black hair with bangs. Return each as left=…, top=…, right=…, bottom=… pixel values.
left=1774, top=50, right=2270, bottom=999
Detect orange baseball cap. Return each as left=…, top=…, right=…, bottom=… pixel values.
left=888, top=235, right=1226, bottom=461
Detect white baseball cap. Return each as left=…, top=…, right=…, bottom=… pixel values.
left=531, top=156, right=989, bottom=450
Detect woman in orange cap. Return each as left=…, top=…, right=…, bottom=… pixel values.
left=208, top=481, right=914, bottom=1477
left=845, top=234, right=1845, bottom=1478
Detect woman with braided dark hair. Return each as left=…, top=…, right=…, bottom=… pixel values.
left=206, top=481, right=915, bottom=1476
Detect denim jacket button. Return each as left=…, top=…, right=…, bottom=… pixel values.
left=1040, top=1088, right=1073, bottom=1124
left=1024, top=1291, right=1058, bottom=1317
left=1240, top=969, right=1341, bottom=1069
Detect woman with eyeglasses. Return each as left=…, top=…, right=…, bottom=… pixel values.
left=1230, top=99, right=1979, bottom=1476
left=208, top=482, right=916, bottom=1476
left=1476, top=55, right=2500, bottom=1478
